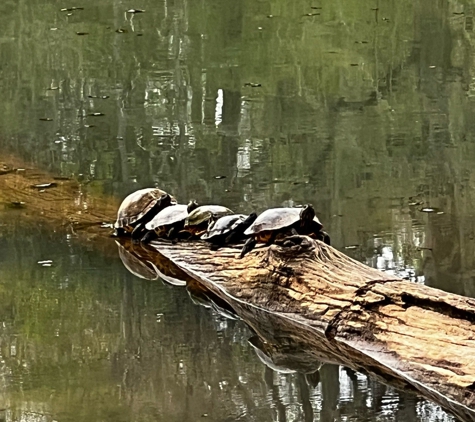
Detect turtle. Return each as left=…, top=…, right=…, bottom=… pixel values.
left=201, top=213, right=258, bottom=248
left=240, top=204, right=330, bottom=258
left=114, top=188, right=176, bottom=239
left=183, top=205, right=234, bottom=237
left=141, top=200, right=199, bottom=243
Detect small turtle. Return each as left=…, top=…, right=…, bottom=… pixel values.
left=201, top=213, right=258, bottom=248
left=114, top=188, right=176, bottom=239
left=183, top=205, right=234, bottom=237
left=240, top=205, right=330, bottom=258
left=142, top=200, right=199, bottom=243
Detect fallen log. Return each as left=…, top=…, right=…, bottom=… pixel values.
left=3, top=154, right=475, bottom=420
left=117, top=237, right=475, bottom=421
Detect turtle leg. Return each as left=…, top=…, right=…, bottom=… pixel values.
left=131, top=223, right=145, bottom=242
left=141, top=230, right=158, bottom=244
left=114, top=227, right=127, bottom=237
left=265, top=231, right=277, bottom=246
left=240, top=237, right=257, bottom=258
left=167, top=227, right=176, bottom=239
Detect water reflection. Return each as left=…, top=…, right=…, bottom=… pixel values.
left=1, top=0, right=475, bottom=419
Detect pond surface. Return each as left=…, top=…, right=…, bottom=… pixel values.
left=1, top=0, right=475, bottom=420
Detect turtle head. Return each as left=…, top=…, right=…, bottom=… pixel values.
left=300, top=204, right=316, bottom=222
left=187, top=200, right=199, bottom=213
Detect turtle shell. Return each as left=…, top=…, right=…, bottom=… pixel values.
left=244, top=207, right=322, bottom=236
left=115, top=188, right=176, bottom=229
left=201, top=214, right=247, bottom=240
left=145, top=204, right=188, bottom=231
left=185, top=205, right=233, bottom=227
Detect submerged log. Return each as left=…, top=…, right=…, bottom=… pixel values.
left=124, top=237, right=475, bottom=421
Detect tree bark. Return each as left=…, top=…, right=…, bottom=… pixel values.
left=135, top=237, right=475, bottom=422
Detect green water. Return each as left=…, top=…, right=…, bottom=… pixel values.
left=1, top=0, right=475, bottom=419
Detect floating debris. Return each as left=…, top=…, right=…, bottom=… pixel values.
left=266, top=14, right=274, bottom=18
left=87, top=95, right=110, bottom=99
left=31, top=182, right=58, bottom=189
left=127, top=9, right=145, bottom=13
left=214, top=175, right=226, bottom=179
left=101, top=222, right=114, bottom=229
left=136, top=33, right=143, bottom=36
left=38, top=260, right=53, bottom=266
left=453, top=11, right=465, bottom=15
left=420, top=207, right=440, bottom=213
left=39, top=118, right=53, bottom=121
left=76, top=32, right=89, bottom=36
left=88, top=112, right=105, bottom=117
left=84, top=124, right=96, bottom=128
left=60, top=7, right=84, bottom=11
left=47, top=86, right=59, bottom=90
left=350, top=63, right=359, bottom=66
left=7, top=201, right=26, bottom=209
left=116, top=28, right=128, bottom=33
left=344, top=245, right=359, bottom=250
left=50, top=27, right=59, bottom=31
left=244, top=82, right=261, bottom=88
left=311, top=6, right=322, bottom=9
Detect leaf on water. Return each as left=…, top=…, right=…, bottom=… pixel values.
left=39, top=118, right=53, bottom=121
left=420, top=207, right=439, bottom=213
left=61, top=7, right=84, bottom=11
left=31, top=183, right=58, bottom=189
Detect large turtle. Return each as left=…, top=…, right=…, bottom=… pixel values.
left=201, top=213, right=257, bottom=248
left=240, top=205, right=330, bottom=258
left=114, top=188, right=176, bottom=239
left=183, top=205, right=234, bottom=237
left=142, top=200, right=199, bottom=243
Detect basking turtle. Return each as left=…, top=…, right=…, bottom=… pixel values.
left=240, top=205, right=330, bottom=258
left=114, top=188, right=176, bottom=239
left=201, top=213, right=258, bottom=248
left=142, top=200, right=199, bottom=243
left=183, top=205, right=234, bottom=237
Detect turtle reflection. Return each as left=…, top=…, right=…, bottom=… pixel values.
left=116, top=240, right=188, bottom=287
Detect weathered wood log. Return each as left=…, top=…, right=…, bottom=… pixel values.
left=122, top=237, right=475, bottom=422
left=3, top=154, right=475, bottom=420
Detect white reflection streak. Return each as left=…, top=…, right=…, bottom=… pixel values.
left=215, top=88, right=223, bottom=127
